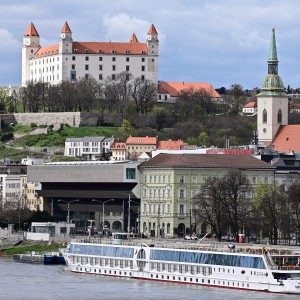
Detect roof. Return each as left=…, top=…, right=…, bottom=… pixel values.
left=157, top=140, right=183, bottom=150
left=126, top=136, right=157, bottom=145
left=33, top=44, right=59, bottom=58
left=139, top=153, right=275, bottom=169
left=158, top=82, right=221, bottom=98
left=61, top=21, right=72, bottom=33
left=271, top=125, right=300, bottom=153
left=290, top=103, right=300, bottom=109
left=130, top=33, right=139, bottom=43
left=243, top=101, right=257, bottom=108
left=24, top=22, right=39, bottom=36
left=111, top=142, right=126, bottom=150
left=66, top=137, right=105, bottom=143
left=147, top=24, right=158, bottom=35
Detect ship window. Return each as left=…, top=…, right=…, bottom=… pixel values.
left=208, top=280, right=210, bottom=284
left=184, top=277, right=186, bottom=281
left=202, top=279, right=204, bottom=283
left=173, top=276, right=175, bottom=280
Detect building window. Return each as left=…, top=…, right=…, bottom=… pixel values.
left=179, top=190, right=184, bottom=199
left=85, top=65, right=89, bottom=71
left=126, top=74, right=130, bottom=81
left=141, top=66, right=145, bottom=71
left=85, top=56, right=89, bottom=61
left=72, top=56, right=76, bottom=61
left=126, top=57, right=130, bottom=62
left=126, top=168, right=136, bottom=179
left=179, top=205, right=184, bottom=215
left=179, top=176, right=184, bottom=184
left=263, top=109, right=267, bottom=123
left=99, top=57, right=103, bottom=61
left=72, top=64, right=75, bottom=70
left=126, top=66, right=130, bottom=71
left=99, top=65, right=103, bottom=71
left=141, top=58, right=145, bottom=62
left=278, top=109, right=282, bottom=123
left=112, top=74, right=116, bottom=80
left=141, top=75, right=145, bottom=81
left=99, top=74, right=103, bottom=80
left=85, top=74, right=89, bottom=79
left=112, top=57, right=116, bottom=61
left=112, top=65, right=116, bottom=71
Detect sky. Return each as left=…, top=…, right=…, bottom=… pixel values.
left=1, top=0, right=300, bottom=90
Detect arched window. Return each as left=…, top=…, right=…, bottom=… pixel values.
left=278, top=109, right=282, bottom=123
left=167, top=223, right=170, bottom=234
left=263, top=109, right=267, bottom=123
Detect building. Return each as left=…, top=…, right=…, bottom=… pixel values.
left=138, top=153, right=275, bottom=238
left=22, top=22, right=159, bottom=86
left=242, top=101, right=257, bottom=116
left=157, top=81, right=222, bottom=104
left=256, top=28, right=300, bottom=153
left=64, top=136, right=114, bottom=160
left=289, top=103, right=300, bottom=114
left=126, top=136, right=157, bottom=160
left=110, top=142, right=126, bottom=161
left=157, top=140, right=184, bottom=150
left=27, top=160, right=142, bottom=233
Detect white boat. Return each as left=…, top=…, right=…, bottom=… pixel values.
left=61, top=234, right=300, bottom=294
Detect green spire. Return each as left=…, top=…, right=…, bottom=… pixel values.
left=268, top=28, right=278, bottom=64
left=257, top=28, right=286, bottom=97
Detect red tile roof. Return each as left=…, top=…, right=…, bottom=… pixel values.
left=158, top=82, right=221, bottom=98
left=139, top=153, right=274, bottom=169
left=147, top=24, right=158, bottom=34
left=157, top=140, right=183, bottom=150
left=126, top=136, right=157, bottom=145
left=271, top=125, right=300, bottom=153
left=111, top=142, right=126, bottom=150
left=290, top=103, right=300, bottom=109
left=130, top=33, right=139, bottom=43
left=24, top=22, right=39, bottom=36
left=33, top=44, right=59, bottom=58
left=243, top=101, right=257, bottom=108
left=61, top=21, right=72, bottom=33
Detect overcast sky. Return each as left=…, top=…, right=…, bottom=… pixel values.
left=1, top=0, right=300, bottom=90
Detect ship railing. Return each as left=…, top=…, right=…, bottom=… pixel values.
left=277, top=265, right=300, bottom=271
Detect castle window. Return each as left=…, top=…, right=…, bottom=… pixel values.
left=141, top=75, right=145, bottom=81
left=141, top=58, right=145, bottom=62
left=141, top=66, right=145, bottom=71
left=99, top=74, right=102, bottom=80
left=85, top=56, right=89, bottom=61
left=99, top=57, right=103, bottom=61
left=126, top=66, right=130, bottom=71
left=112, top=57, right=116, bottom=61
left=263, top=109, right=267, bottom=123
left=99, top=65, right=103, bottom=71
left=278, top=109, right=282, bottom=123
left=112, top=74, right=116, bottom=80
left=126, top=57, right=130, bottom=62
left=85, top=65, right=89, bottom=70
left=112, top=65, right=116, bottom=71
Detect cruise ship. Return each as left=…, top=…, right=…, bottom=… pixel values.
left=62, top=234, right=300, bottom=294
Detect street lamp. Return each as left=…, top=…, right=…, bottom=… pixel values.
left=92, top=199, right=114, bottom=232
left=58, top=199, right=79, bottom=223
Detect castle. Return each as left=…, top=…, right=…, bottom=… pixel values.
left=22, top=21, right=159, bottom=86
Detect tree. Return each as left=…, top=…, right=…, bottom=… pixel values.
left=254, top=183, right=287, bottom=245
left=118, top=119, right=136, bottom=138
left=129, top=78, right=157, bottom=114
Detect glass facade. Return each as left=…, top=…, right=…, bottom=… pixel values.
left=69, top=244, right=134, bottom=258
left=150, top=249, right=266, bottom=269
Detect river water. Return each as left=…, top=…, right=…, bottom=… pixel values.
left=0, top=257, right=299, bottom=300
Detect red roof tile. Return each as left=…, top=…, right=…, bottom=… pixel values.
left=111, top=142, right=126, bottom=150
left=24, top=22, right=39, bottom=36
left=139, top=153, right=274, bottom=169
left=126, top=136, right=157, bottom=145
left=159, top=82, right=221, bottom=98
left=243, top=101, right=257, bottom=108
left=147, top=24, right=158, bottom=34
left=157, top=140, right=183, bottom=150
left=271, top=125, right=300, bottom=153
left=33, top=44, right=59, bottom=58
left=130, top=33, right=139, bottom=43
left=61, top=21, right=72, bottom=33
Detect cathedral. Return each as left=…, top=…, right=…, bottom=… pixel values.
left=22, top=22, right=159, bottom=86
left=257, top=29, right=300, bottom=153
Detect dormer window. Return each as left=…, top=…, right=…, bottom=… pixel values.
left=124, top=50, right=129, bottom=54
left=85, top=49, right=88, bottom=53
left=98, top=49, right=102, bottom=53
left=74, top=49, right=77, bottom=53
left=141, top=50, right=145, bottom=54
left=112, top=49, right=116, bottom=54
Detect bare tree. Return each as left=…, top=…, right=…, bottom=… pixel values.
left=128, top=78, right=157, bottom=114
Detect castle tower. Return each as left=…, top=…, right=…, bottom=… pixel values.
left=146, top=24, right=159, bottom=83
left=59, top=21, right=73, bottom=54
left=22, top=22, right=40, bottom=86
left=256, top=28, right=288, bottom=145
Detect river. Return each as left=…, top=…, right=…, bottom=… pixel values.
left=0, top=257, right=299, bottom=300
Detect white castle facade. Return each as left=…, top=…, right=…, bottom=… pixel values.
left=22, top=22, right=159, bottom=86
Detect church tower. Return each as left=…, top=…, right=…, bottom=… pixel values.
left=59, top=21, right=73, bottom=54
left=256, top=28, right=288, bottom=145
left=146, top=24, right=159, bottom=83
left=22, top=22, right=40, bottom=86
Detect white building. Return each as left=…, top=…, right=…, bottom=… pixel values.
left=22, top=22, right=159, bottom=86
left=64, top=136, right=114, bottom=160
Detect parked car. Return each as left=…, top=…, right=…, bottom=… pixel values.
left=221, top=235, right=235, bottom=242
left=184, top=235, right=198, bottom=240
left=197, top=233, right=212, bottom=239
